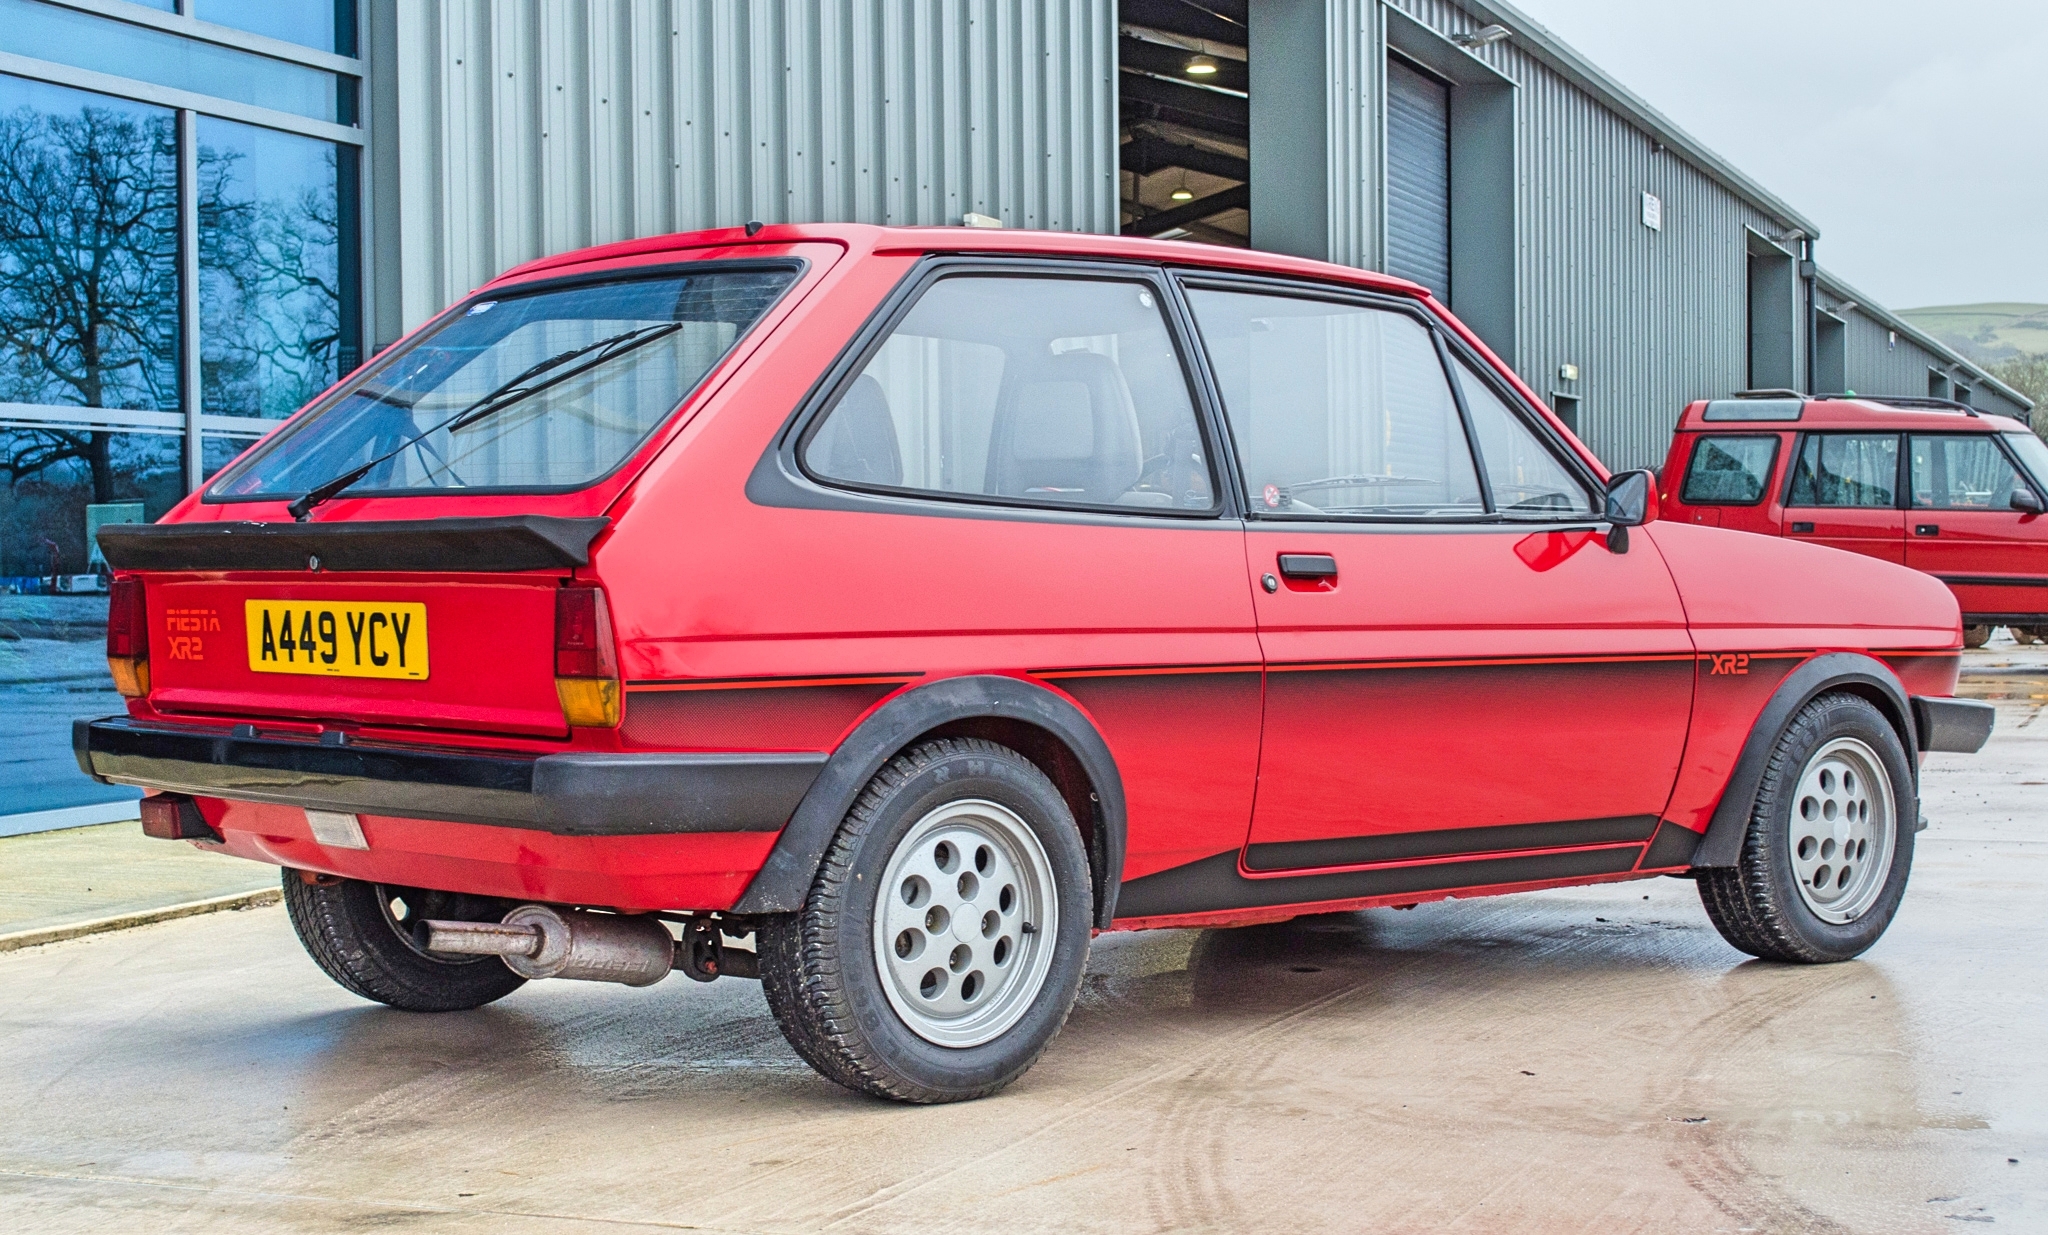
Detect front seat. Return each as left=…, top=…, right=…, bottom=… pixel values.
left=985, top=351, right=1144, bottom=503
left=811, top=373, right=903, bottom=486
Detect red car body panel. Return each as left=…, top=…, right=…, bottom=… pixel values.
left=1659, top=397, right=2048, bottom=624
left=88, top=226, right=1970, bottom=929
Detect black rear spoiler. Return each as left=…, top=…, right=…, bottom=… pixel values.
left=97, top=515, right=610, bottom=574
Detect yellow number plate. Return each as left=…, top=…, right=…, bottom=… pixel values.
left=245, top=600, right=429, bottom=680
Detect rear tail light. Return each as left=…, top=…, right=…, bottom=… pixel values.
left=106, top=576, right=150, bottom=697
left=554, top=584, right=620, bottom=727
left=139, top=793, right=219, bottom=841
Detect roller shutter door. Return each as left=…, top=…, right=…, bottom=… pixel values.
left=1386, top=57, right=1452, bottom=298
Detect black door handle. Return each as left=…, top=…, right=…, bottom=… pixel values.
left=1790, top=522, right=1815, bottom=533
left=1915, top=524, right=1940, bottom=536
left=1277, top=553, right=1338, bottom=579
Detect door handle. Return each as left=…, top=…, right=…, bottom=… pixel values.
left=1790, top=522, right=1815, bottom=533
left=1277, top=553, right=1338, bottom=579
left=1915, top=524, right=1940, bottom=536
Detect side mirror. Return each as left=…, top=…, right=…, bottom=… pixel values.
left=1604, top=470, right=1658, bottom=526
left=2012, top=487, right=2045, bottom=515
left=1602, top=470, right=1657, bottom=554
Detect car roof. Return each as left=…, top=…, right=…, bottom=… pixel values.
left=1676, top=395, right=2030, bottom=434
left=485, top=222, right=1436, bottom=302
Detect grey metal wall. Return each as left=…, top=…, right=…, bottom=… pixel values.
left=1387, top=0, right=1805, bottom=470
left=1834, top=308, right=2030, bottom=421
left=368, top=0, right=1117, bottom=343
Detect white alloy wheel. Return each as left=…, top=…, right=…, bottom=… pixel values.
left=1787, top=736, right=1896, bottom=924
left=873, top=798, right=1058, bottom=1048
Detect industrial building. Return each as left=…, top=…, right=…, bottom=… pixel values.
left=0, top=0, right=2026, bottom=521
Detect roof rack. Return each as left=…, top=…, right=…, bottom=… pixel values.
left=1816, top=394, right=1978, bottom=417
left=1731, top=388, right=1805, bottom=400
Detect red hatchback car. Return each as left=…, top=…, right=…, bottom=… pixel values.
left=80, top=225, right=1992, bottom=1102
left=1661, top=394, right=2048, bottom=646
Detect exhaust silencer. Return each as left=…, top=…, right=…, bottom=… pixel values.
left=421, top=905, right=674, bottom=986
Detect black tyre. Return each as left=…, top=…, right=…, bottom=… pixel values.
left=758, top=738, right=1092, bottom=1103
left=281, top=872, right=526, bottom=1011
left=1963, top=624, right=1993, bottom=648
left=2010, top=625, right=2043, bottom=646
left=1697, top=693, right=1915, bottom=963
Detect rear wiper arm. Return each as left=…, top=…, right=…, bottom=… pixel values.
left=286, top=322, right=684, bottom=522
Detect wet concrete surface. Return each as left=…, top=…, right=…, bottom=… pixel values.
left=1, top=709, right=2043, bottom=1232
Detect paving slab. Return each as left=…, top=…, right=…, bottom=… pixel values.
left=0, top=705, right=2040, bottom=1233
left=0, top=822, right=275, bottom=943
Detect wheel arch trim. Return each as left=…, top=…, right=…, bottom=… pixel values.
left=731, top=674, right=1129, bottom=927
left=1691, top=652, right=1917, bottom=869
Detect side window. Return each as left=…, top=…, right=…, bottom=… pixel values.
left=802, top=275, right=1215, bottom=511
left=1786, top=433, right=1900, bottom=508
left=1184, top=288, right=1482, bottom=517
left=1681, top=435, right=1780, bottom=505
left=1911, top=435, right=2024, bottom=509
left=1451, top=358, right=1594, bottom=516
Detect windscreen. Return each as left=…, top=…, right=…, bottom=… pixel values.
left=209, top=266, right=796, bottom=499
left=2005, top=431, right=2048, bottom=491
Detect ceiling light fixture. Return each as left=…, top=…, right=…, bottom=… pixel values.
left=1450, top=24, right=1510, bottom=48
left=1171, top=172, right=1195, bottom=202
left=1185, top=54, right=1218, bottom=75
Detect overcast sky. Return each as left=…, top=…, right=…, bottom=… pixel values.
left=1509, top=0, right=2047, bottom=309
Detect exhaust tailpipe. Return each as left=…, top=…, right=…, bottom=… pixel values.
left=422, top=905, right=673, bottom=986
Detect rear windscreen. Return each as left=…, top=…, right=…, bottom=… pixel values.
left=1681, top=435, right=1780, bottom=505
left=208, top=265, right=797, bottom=500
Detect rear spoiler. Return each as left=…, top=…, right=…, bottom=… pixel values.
left=97, top=515, right=610, bottom=574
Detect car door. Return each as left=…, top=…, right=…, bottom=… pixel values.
left=1177, top=278, right=1694, bottom=882
left=1782, top=432, right=1906, bottom=563
left=1905, top=432, right=2048, bottom=621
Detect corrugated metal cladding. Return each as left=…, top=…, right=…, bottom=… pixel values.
left=376, top=0, right=1117, bottom=338
left=1387, top=0, right=1807, bottom=470
left=1832, top=310, right=2029, bottom=420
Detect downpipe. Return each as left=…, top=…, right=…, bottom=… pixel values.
left=419, top=905, right=757, bottom=986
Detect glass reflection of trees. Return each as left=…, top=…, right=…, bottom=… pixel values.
left=0, top=80, right=346, bottom=573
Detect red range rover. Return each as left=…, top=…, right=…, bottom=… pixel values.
left=1661, top=394, right=2048, bottom=646
left=80, top=226, right=1992, bottom=1102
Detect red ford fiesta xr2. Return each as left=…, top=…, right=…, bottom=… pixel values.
left=80, top=225, right=1992, bottom=1102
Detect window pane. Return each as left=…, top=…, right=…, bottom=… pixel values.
left=195, top=0, right=357, bottom=56
left=1787, top=434, right=1899, bottom=508
left=1911, top=435, right=2024, bottom=510
left=1682, top=436, right=1779, bottom=505
left=0, top=0, right=350, bottom=125
left=0, top=77, right=179, bottom=415
left=212, top=268, right=796, bottom=498
left=199, top=116, right=358, bottom=419
left=0, top=431, right=180, bottom=822
left=804, top=277, right=1215, bottom=512
left=1453, top=358, right=1592, bottom=516
left=2004, top=431, right=2048, bottom=490
left=1187, top=289, right=1481, bottom=517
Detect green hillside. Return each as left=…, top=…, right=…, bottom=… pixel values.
left=1896, top=303, right=2048, bottom=364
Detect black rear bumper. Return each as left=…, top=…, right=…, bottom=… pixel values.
left=75, top=717, right=823, bottom=836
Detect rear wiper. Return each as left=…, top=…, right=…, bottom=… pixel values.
left=286, top=322, right=684, bottom=521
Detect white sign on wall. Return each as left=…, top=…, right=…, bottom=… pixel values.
left=1642, top=191, right=1663, bottom=231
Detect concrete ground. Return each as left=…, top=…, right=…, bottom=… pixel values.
left=0, top=822, right=274, bottom=941
left=0, top=674, right=2042, bottom=1232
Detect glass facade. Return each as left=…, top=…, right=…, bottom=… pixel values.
left=0, top=2, right=362, bottom=832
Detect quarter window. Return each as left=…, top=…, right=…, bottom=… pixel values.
left=1681, top=435, right=1780, bottom=505
left=1786, top=434, right=1900, bottom=508
left=1451, top=359, right=1593, bottom=516
left=1910, top=435, right=2025, bottom=509
left=803, top=276, right=1215, bottom=512
left=1184, top=289, right=1482, bottom=517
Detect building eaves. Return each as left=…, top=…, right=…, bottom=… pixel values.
left=1454, top=0, right=1822, bottom=240
left=1816, top=269, right=2035, bottom=411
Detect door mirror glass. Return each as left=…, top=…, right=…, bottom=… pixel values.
left=1604, top=469, right=1656, bottom=527
left=2013, top=486, right=2045, bottom=515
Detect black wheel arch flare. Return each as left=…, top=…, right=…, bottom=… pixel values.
left=732, top=675, right=1129, bottom=927
left=1690, top=652, right=1919, bottom=869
